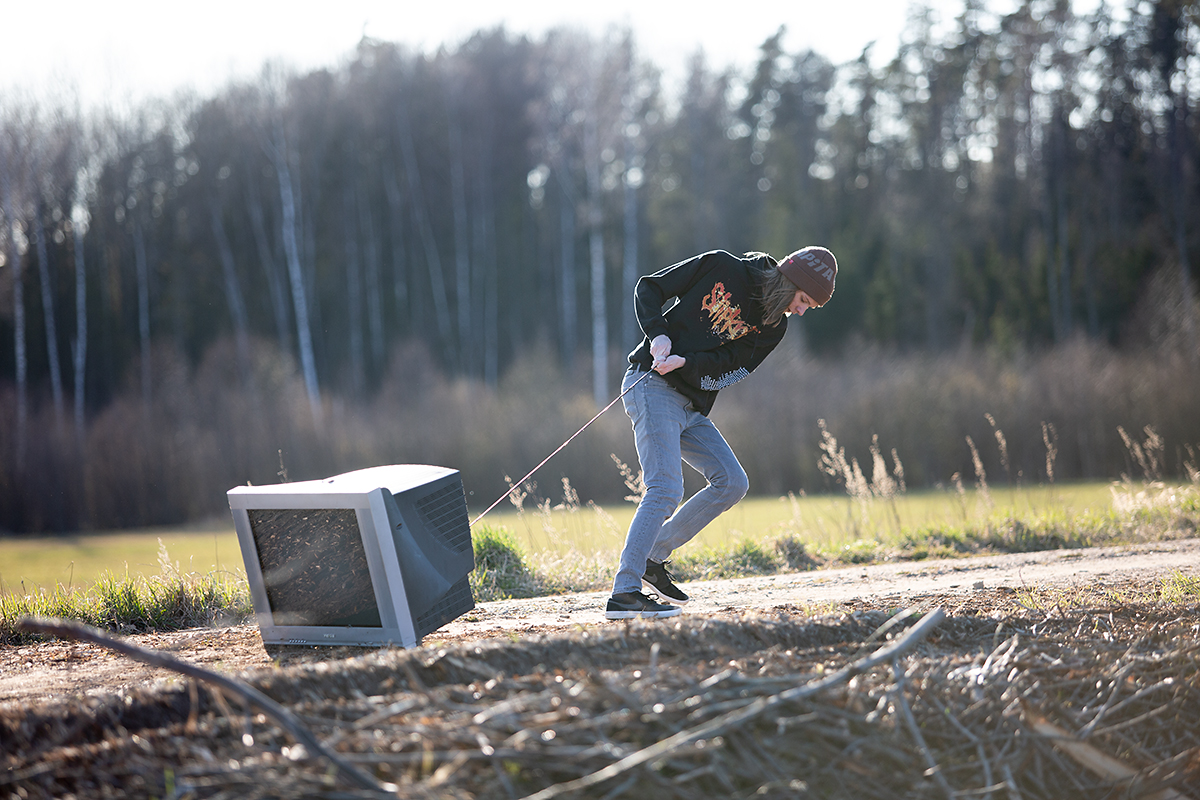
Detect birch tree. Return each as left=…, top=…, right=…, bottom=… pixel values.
left=261, top=84, right=321, bottom=426
left=618, top=34, right=655, bottom=352
left=32, top=167, right=65, bottom=425
left=66, top=107, right=100, bottom=449
left=70, top=171, right=89, bottom=447
left=583, top=104, right=608, bottom=407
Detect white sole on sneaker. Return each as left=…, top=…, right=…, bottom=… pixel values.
left=642, top=579, right=690, bottom=605
left=605, top=607, right=682, bottom=620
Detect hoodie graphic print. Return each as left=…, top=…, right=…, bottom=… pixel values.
left=628, top=250, right=786, bottom=415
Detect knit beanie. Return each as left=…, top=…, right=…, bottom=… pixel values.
left=778, top=246, right=837, bottom=306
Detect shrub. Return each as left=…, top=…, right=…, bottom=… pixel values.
left=471, top=526, right=540, bottom=601
left=673, top=539, right=784, bottom=581
left=833, top=539, right=884, bottom=565
left=774, top=534, right=820, bottom=570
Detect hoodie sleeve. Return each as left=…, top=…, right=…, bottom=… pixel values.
left=633, top=251, right=727, bottom=342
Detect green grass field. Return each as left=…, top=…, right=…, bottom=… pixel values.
left=0, top=481, right=1129, bottom=594
left=2, top=478, right=1196, bottom=640
left=479, top=480, right=1121, bottom=556
left=0, top=523, right=245, bottom=595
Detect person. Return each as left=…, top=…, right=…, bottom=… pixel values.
left=604, top=246, right=837, bottom=619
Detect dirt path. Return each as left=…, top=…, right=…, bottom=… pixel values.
left=3, top=538, right=1197, bottom=709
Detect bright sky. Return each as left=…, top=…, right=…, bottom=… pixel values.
left=1, top=0, right=989, bottom=109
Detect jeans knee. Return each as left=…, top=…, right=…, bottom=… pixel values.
left=719, top=468, right=749, bottom=505
left=643, top=479, right=684, bottom=513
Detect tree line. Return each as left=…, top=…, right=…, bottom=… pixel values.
left=1, top=0, right=1198, bottom=533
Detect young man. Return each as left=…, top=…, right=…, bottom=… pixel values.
left=605, top=246, right=837, bottom=620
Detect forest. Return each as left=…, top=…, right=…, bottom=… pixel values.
left=1, top=0, right=1199, bottom=533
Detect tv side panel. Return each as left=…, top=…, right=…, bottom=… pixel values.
left=388, top=470, right=477, bottom=638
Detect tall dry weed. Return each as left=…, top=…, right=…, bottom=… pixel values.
left=610, top=454, right=646, bottom=505
left=1118, top=425, right=1165, bottom=482
left=986, top=413, right=1011, bottom=484
left=1042, top=422, right=1058, bottom=486
left=966, top=435, right=993, bottom=510
left=817, top=419, right=872, bottom=536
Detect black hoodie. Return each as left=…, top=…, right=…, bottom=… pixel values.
left=627, top=250, right=787, bottom=416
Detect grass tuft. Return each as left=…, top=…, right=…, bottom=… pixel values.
left=1, top=559, right=251, bottom=644
left=1160, top=570, right=1200, bottom=603
left=470, top=525, right=541, bottom=601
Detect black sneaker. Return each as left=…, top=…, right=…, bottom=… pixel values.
left=605, top=591, right=683, bottom=620
left=642, top=559, right=690, bottom=605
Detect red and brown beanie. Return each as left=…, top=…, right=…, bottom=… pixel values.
left=778, top=246, right=837, bottom=306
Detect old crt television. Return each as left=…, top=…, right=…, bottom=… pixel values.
left=227, top=464, right=475, bottom=649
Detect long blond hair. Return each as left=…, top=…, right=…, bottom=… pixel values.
left=745, top=252, right=794, bottom=326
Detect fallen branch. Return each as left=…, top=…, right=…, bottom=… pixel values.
left=520, top=606, right=946, bottom=800
left=1023, top=704, right=1189, bottom=800
left=16, top=617, right=394, bottom=797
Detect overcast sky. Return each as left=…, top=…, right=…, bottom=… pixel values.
left=1, top=0, right=1001, bottom=109
left=5, top=1, right=1120, bottom=112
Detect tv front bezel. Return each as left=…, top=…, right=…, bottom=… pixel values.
left=228, top=466, right=465, bottom=649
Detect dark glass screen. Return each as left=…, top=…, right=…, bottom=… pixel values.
left=248, top=508, right=382, bottom=627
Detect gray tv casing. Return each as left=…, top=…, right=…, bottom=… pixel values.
left=227, top=465, right=475, bottom=648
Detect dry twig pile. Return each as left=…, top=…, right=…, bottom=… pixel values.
left=3, top=598, right=1199, bottom=799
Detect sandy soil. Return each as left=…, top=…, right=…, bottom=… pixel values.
left=3, top=538, right=1197, bottom=709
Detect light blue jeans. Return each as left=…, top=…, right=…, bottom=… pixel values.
left=612, top=367, right=749, bottom=594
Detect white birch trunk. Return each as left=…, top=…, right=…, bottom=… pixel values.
left=268, top=129, right=322, bottom=426
left=71, top=207, right=88, bottom=448
left=584, top=113, right=608, bottom=407
left=301, top=185, right=322, bottom=347
left=621, top=124, right=640, bottom=351
left=34, top=205, right=65, bottom=424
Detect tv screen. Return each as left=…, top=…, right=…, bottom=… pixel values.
left=227, top=464, right=475, bottom=649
